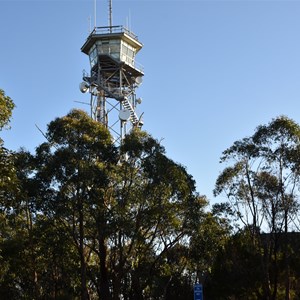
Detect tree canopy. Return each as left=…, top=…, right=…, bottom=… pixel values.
left=0, top=89, right=14, bottom=131
left=214, top=115, right=300, bottom=299
left=1, top=88, right=300, bottom=299
left=0, top=107, right=212, bottom=299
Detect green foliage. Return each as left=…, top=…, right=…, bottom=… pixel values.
left=0, top=89, right=14, bottom=131
left=215, top=116, right=300, bottom=231
left=214, top=115, right=300, bottom=299
left=107, top=129, right=207, bottom=298
left=0, top=89, right=17, bottom=206
left=207, top=230, right=264, bottom=299
left=3, top=88, right=300, bottom=300
left=0, top=146, right=18, bottom=205
left=0, top=109, right=208, bottom=299
left=0, top=90, right=21, bottom=297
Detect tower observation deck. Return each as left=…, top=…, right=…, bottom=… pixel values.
left=80, top=24, right=144, bottom=144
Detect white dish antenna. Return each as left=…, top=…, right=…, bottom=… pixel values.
left=135, top=76, right=143, bottom=85
left=119, top=109, right=131, bottom=121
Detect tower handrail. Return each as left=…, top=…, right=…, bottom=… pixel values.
left=90, top=25, right=139, bottom=41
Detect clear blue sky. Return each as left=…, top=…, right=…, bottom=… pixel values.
left=1, top=0, right=300, bottom=204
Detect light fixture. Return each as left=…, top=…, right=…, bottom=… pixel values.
left=79, top=82, right=89, bottom=93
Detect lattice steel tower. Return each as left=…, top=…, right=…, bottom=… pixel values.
left=79, top=1, right=144, bottom=144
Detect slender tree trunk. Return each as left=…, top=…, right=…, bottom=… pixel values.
left=163, top=275, right=173, bottom=300
left=112, top=229, right=125, bottom=300
left=26, top=199, right=40, bottom=299
left=131, top=272, right=144, bottom=300
left=271, top=234, right=278, bottom=300
left=99, top=232, right=110, bottom=300
left=112, top=272, right=122, bottom=300
left=279, top=149, right=290, bottom=300
left=97, top=198, right=110, bottom=300
left=79, top=199, right=89, bottom=300
left=284, top=210, right=290, bottom=300
left=261, top=246, right=271, bottom=300
left=245, top=163, right=257, bottom=236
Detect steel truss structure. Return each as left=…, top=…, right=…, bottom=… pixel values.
left=80, top=25, right=144, bottom=144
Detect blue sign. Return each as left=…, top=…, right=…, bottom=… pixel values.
left=194, top=283, right=203, bottom=300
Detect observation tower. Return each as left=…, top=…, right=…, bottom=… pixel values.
left=79, top=1, right=144, bottom=144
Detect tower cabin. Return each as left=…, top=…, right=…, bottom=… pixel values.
left=81, top=25, right=144, bottom=95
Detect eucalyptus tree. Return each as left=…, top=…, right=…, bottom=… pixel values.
left=189, top=209, right=231, bottom=283
left=0, top=91, right=42, bottom=299
left=0, top=89, right=16, bottom=204
left=35, top=109, right=117, bottom=300
left=214, top=116, right=300, bottom=299
left=0, top=89, right=42, bottom=298
left=0, top=89, right=14, bottom=130
left=33, top=109, right=207, bottom=299
left=0, top=89, right=20, bottom=298
left=108, top=130, right=207, bottom=299
left=206, top=228, right=263, bottom=299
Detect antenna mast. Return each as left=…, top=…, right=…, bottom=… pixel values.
left=109, top=0, right=113, bottom=30
left=94, top=0, right=97, bottom=28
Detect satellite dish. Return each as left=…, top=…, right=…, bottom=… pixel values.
left=79, top=82, right=89, bottom=93
left=119, top=109, right=131, bottom=121
left=135, top=76, right=143, bottom=85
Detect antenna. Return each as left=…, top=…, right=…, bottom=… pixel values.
left=108, top=0, right=113, bottom=30
left=129, top=9, right=131, bottom=31
left=125, top=10, right=131, bottom=31
left=94, top=0, right=97, bottom=28
left=88, top=16, right=92, bottom=33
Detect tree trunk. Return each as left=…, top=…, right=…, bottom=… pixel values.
left=284, top=210, right=290, bottom=300
left=99, top=230, right=110, bottom=300
left=130, top=272, right=144, bottom=300
left=79, top=200, right=89, bottom=300
left=271, top=234, right=278, bottom=300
